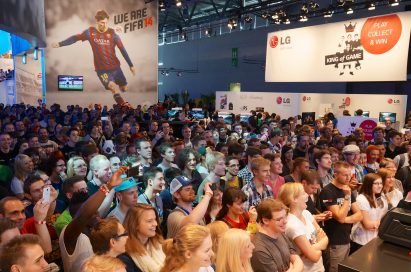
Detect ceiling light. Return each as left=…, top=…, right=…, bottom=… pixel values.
left=175, top=0, right=182, bottom=8
left=299, top=15, right=308, bottom=22
left=244, top=15, right=253, bottom=23
left=159, top=1, right=166, bottom=11
left=227, top=18, right=237, bottom=29
left=204, top=28, right=212, bottom=36
left=177, top=72, right=182, bottom=77
left=367, top=2, right=376, bottom=10
left=271, top=12, right=279, bottom=20
left=389, top=0, right=399, bottom=6
left=283, top=17, right=290, bottom=24
left=274, top=19, right=281, bottom=25
left=309, top=1, right=320, bottom=10
left=301, top=4, right=308, bottom=14
left=324, top=9, right=334, bottom=17
left=346, top=7, right=354, bottom=14
left=262, top=12, right=269, bottom=19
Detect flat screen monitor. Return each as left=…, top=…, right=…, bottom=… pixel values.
left=58, top=75, right=83, bottom=91
left=167, top=107, right=182, bottom=119
left=362, top=111, right=370, bottom=117
left=189, top=108, right=205, bottom=120
left=379, top=112, right=396, bottom=123
left=218, top=113, right=233, bottom=124
left=240, top=113, right=251, bottom=122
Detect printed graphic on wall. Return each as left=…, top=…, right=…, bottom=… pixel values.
left=266, top=12, right=411, bottom=82
left=45, top=0, right=157, bottom=108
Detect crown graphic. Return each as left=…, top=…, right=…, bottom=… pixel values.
left=345, top=22, right=356, bottom=32
left=350, top=122, right=357, bottom=127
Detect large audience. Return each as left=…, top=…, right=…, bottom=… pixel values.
left=0, top=101, right=410, bottom=272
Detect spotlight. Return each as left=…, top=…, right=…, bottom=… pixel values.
left=22, top=54, right=27, bottom=64
left=299, top=15, right=308, bottom=22
left=301, top=4, right=308, bottom=14
left=244, top=15, right=253, bottom=23
left=177, top=72, right=182, bottom=77
left=227, top=18, right=237, bottom=29
left=283, top=17, right=290, bottom=24
left=33, top=48, right=38, bottom=60
left=309, top=1, right=320, bottom=10
left=261, top=12, right=269, bottom=19
left=274, top=19, right=281, bottom=25
left=367, top=2, right=376, bottom=10
left=181, top=31, right=187, bottom=40
left=204, top=28, right=212, bottom=36
left=337, top=0, right=346, bottom=7
left=161, top=71, right=166, bottom=76
left=175, top=0, right=182, bottom=8
left=346, top=7, right=354, bottom=14
left=324, top=9, right=334, bottom=17
left=165, top=71, right=169, bottom=76
left=271, top=12, right=279, bottom=20
left=389, top=0, right=399, bottom=6
left=159, top=1, right=166, bottom=11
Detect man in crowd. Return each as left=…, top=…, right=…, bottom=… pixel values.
left=137, top=167, right=165, bottom=221
left=221, top=156, right=243, bottom=189
left=342, top=144, right=364, bottom=184
left=385, top=130, right=406, bottom=159
left=157, top=143, right=178, bottom=172
left=238, top=146, right=262, bottom=185
left=251, top=198, right=303, bottom=272
left=315, top=149, right=333, bottom=188
left=284, top=157, right=310, bottom=183
left=0, top=218, right=20, bottom=246
left=197, top=151, right=226, bottom=202
left=108, top=178, right=139, bottom=224
left=319, top=161, right=362, bottom=272
left=62, top=128, right=80, bottom=159
left=181, top=125, right=192, bottom=147
left=293, top=133, right=310, bottom=159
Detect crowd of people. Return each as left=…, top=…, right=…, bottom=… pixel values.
left=0, top=101, right=410, bottom=272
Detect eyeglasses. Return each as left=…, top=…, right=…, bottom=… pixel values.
left=373, top=182, right=383, bottom=185
left=114, top=231, right=128, bottom=238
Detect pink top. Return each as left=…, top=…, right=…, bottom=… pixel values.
left=265, top=175, right=285, bottom=198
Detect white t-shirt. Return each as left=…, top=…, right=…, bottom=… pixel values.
left=351, top=194, right=388, bottom=246
left=285, top=210, right=325, bottom=272
left=385, top=189, right=403, bottom=208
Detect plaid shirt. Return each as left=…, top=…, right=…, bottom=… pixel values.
left=241, top=181, right=274, bottom=211
left=238, top=165, right=254, bottom=185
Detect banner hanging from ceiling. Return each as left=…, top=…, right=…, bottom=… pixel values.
left=265, top=12, right=411, bottom=82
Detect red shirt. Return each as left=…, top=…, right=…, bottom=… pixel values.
left=223, top=214, right=248, bottom=230
left=21, top=217, right=58, bottom=239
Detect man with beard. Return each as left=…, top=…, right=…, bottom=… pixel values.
left=315, top=149, right=334, bottom=188
left=293, top=133, right=310, bottom=159
left=167, top=176, right=213, bottom=238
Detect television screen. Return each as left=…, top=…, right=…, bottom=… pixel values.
left=167, top=107, right=182, bottom=119
left=240, top=113, right=251, bottom=122
left=362, top=111, right=370, bottom=117
left=189, top=108, right=205, bottom=120
left=218, top=113, right=233, bottom=124
left=379, top=112, right=396, bottom=123
left=58, top=75, right=83, bottom=91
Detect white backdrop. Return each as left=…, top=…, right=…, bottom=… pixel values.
left=216, top=91, right=408, bottom=127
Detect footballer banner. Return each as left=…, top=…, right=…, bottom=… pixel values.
left=265, top=12, right=411, bottom=82
left=45, top=0, right=157, bottom=107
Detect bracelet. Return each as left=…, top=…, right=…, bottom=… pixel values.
left=99, top=184, right=110, bottom=196
left=35, top=220, right=46, bottom=225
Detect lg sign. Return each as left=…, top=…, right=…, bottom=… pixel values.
left=270, top=35, right=291, bottom=48
left=302, top=96, right=311, bottom=102
left=388, top=98, right=400, bottom=104
left=277, top=97, right=291, bottom=104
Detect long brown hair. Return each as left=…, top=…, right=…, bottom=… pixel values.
left=359, top=173, right=382, bottom=208
left=160, top=224, right=210, bottom=272
left=124, top=204, right=163, bottom=256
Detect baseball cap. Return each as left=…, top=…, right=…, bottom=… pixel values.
left=114, top=177, right=139, bottom=192
left=342, top=144, right=360, bottom=154
left=170, top=176, right=192, bottom=194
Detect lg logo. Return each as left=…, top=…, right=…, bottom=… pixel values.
left=270, top=35, right=291, bottom=48
left=302, top=96, right=311, bottom=102
left=277, top=97, right=291, bottom=104
left=388, top=98, right=400, bottom=104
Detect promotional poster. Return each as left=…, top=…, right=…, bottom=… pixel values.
left=45, top=0, right=157, bottom=107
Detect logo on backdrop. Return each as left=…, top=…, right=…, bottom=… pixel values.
left=387, top=98, right=400, bottom=104
left=302, top=96, right=312, bottom=102
left=276, top=96, right=291, bottom=105
left=269, top=35, right=291, bottom=49
left=324, top=21, right=364, bottom=76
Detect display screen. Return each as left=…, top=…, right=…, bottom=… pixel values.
left=218, top=113, right=233, bottom=124
left=379, top=112, right=396, bottom=123
left=168, top=107, right=182, bottom=119
left=240, top=114, right=251, bottom=122
left=362, top=111, right=370, bottom=117
left=58, top=75, right=83, bottom=91
left=189, top=108, right=205, bottom=119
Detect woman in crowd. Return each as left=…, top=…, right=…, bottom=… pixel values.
left=83, top=122, right=105, bottom=149
left=118, top=204, right=165, bottom=272
left=10, top=154, right=34, bottom=199
left=205, top=187, right=223, bottom=224
left=278, top=182, right=328, bottom=272
left=351, top=173, right=388, bottom=253
left=45, top=151, right=67, bottom=193
left=215, top=187, right=256, bottom=230
left=67, top=156, right=88, bottom=179
left=177, top=148, right=203, bottom=192
left=281, top=144, right=294, bottom=177
left=82, top=255, right=126, bottom=272
left=379, top=158, right=404, bottom=193
left=206, top=221, right=229, bottom=267
left=378, top=168, right=403, bottom=208
left=215, top=228, right=254, bottom=272
left=364, top=145, right=380, bottom=173
left=263, top=153, right=285, bottom=198
left=161, top=224, right=214, bottom=272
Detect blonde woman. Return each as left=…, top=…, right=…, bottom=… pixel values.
left=378, top=168, right=403, bottom=208
left=10, top=154, right=34, bottom=199
left=207, top=221, right=229, bottom=264
left=67, top=156, right=88, bottom=178
left=161, top=224, right=214, bottom=272
left=118, top=204, right=165, bottom=272
left=278, top=182, right=328, bottom=272
left=215, top=229, right=254, bottom=272
left=82, top=255, right=126, bottom=272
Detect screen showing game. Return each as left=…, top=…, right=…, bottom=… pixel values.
left=189, top=108, right=205, bottom=119
left=240, top=113, right=251, bottom=122
left=379, top=112, right=396, bottom=123
left=58, top=75, right=83, bottom=91
left=167, top=107, right=182, bottom=119
left=218, top=113, right=233, bottom=124
left=362, top=111, right=370, bottom=117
